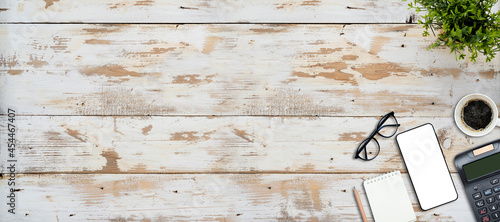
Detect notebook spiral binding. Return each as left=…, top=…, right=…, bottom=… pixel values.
left=365, top=171, right=400, bottom=184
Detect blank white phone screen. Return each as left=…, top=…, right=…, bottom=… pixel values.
left=396, top=124, right=458, bottom=210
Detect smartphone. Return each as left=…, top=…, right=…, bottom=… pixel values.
left=395, top=123, right=458, bottom=210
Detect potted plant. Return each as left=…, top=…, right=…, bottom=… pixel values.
left=406, top=0, right=500, bottom=62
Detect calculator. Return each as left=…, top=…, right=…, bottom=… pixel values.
left=455, top=139, right=500, bottom=222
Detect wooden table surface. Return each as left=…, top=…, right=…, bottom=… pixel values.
left=1, top=0, right=500, bottom=221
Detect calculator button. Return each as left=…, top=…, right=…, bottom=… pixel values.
left=490, top=204, right=498, bottom=211
left=481, top=215, right=490, bottom=222
left=495, top=186, right=500, bottom=193
left=496, top=194, right=500, bottom=201
left=493, top=212, right=500, bottom=219
left=488, top=196, right=496, bottom=204
left=474, top=192, right=483, bottom=200
left=475, top=184, right=481, bottom=191
left=477, top=200, right=486, bottom=207
left=479, top=207, right=488, bottom=215
left=486, top=189, right=494, bottom=196
left=493, top=179, right=500, bottom=185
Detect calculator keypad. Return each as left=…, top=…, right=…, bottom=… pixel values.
left=488, top=197, right=496, bottom=204
left=489, top=204, right=498, bottom=211
left=492, top=179, right=499, bottom=185
left=485, top=189, right=493, bottom=196
left=478, top=200, right=486, bottom=207
left=479, top=208, right=488, bottom=215
left=472, top=177, right=500, bottom=222
left=493, top=211, right=500, bottom=219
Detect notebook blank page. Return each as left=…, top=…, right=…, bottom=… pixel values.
left=363, top=171, right=416, bottom=222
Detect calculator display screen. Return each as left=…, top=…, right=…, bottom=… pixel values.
left=463, top=152, right=500, bottom=181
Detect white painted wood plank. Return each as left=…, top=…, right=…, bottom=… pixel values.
left=1, top=24, right=499, bottom=116
left=1, top=116, right=498, bottom=173
left=0, top=173, right=474, bottom=221
left=0, top=0, right=417, bottom=23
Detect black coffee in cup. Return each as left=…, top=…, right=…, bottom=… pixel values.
left=461, top=99, right=493, bottom=131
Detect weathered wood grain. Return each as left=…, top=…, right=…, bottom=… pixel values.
left=1, top=24, right=499, bottom=116
left=0, top=0, right=417, bottom=23
left=1, top=1, right=494, bottom=221
left=0, top=173, right=474, bottom=221
left=1, top=116, right=498, bottom=174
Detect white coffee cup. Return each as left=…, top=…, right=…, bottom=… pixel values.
left=454, top=93, right=500, bottom=137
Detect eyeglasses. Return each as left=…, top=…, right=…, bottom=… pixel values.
left=354, top=111, right=400, bottom=161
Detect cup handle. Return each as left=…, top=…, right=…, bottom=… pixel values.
left=497, top=118, right=500, bottom=127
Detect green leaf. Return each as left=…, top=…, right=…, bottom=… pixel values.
left=405, top=0, right=499, bottom=62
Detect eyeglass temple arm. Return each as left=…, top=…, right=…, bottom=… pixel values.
left=364, top=145, right=368, bottom=159
left=355, top=132, right=378, bottom=159
left=355, top=130, right=377, bottom=155
left=355, top=146, right=369, bottom=159
left=354, top=142, right=369, bottom=159
left=378, top=124, right=400, bottom=131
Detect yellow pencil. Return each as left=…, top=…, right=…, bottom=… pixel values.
left=354, top=187, right=368, bottom=222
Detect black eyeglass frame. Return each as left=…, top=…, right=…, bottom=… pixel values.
left=354, top=111, right=400, bottom=161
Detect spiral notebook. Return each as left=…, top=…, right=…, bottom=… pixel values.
left=363, top=171, right=416, bottom=222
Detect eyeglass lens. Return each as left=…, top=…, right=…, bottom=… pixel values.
left=377, top=114, right=399, bottom=138
left=357, top=138, right=380, bottom=160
